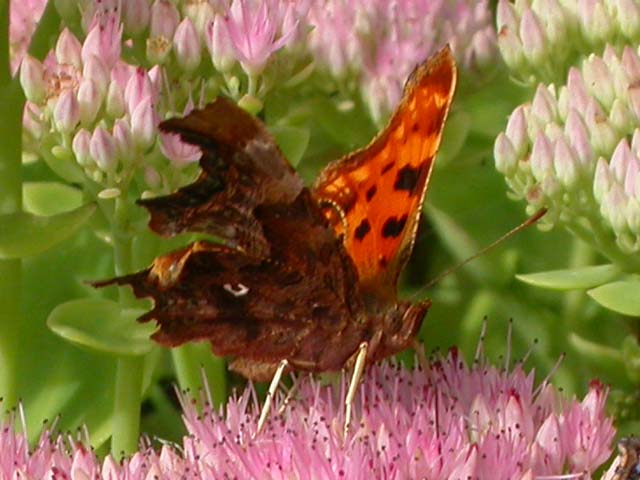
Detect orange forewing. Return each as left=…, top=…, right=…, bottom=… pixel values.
left=313, top=46, right=457, bottom=298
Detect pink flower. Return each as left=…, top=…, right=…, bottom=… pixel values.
left=177, top=350, right=615, bottom=479
left=81, top=10, right=123, bottom=70
left=223, top=0, right=301, bottom=76
left=9, top=0, right=47, bottom=74
left=0, top=348, right=618, bottom=479
left=307, top=0, right=497, bottom=123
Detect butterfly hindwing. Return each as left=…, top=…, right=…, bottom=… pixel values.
left=313, top=47, right=457, bottom=299
left=96, top=190, right=367, bottom=381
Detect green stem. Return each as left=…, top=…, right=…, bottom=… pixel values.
left=110, top=196, right=144, bottom=456
left=565, top=217, right=638, bottom=270
left=172, top=344, right=227, bottom=407
left=0, top=3, right=23, bottom=408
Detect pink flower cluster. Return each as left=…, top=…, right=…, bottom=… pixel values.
left=307, top=0, right=496, bottom=122
left=0, top=351, right=615, bottom=479
left=20, top=7, right=200, bottom=198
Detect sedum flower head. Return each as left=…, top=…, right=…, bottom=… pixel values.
left=495, top=44, right=640, bottom=258
left=180, top=350, right=614, bottom=479
left=21, top=7, right=201, bottom=199
left=0, top=351, right=617, bottom=479
left=496, top=0, right=640, bottom=85
left=307, top=0, right=497, bottom=124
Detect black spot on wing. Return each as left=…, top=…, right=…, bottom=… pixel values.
left=381, top=162, right=394, bottom=174
left=354, top=219, right=371, bottom=241
left=382, top=215, right=408, bottom=239
left=366, top=185, right=377, bottom=202
left=394, top=165, right=419, bottom=193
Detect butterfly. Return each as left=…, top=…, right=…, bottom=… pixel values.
left=604, top=438, right=640, bottom=480
left=97, top=46, right=456, bottom=432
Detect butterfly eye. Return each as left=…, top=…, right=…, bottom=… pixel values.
left=223, top=283, right=249, bottom=297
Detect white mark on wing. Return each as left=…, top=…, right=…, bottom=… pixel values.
left=224, top=283, right=249, bottom=297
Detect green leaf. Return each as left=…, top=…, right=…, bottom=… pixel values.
left=23, top=181, right=83, bottom=215
left=47, top=298, right=155, bottom=356
left=588, top=279, right=640, bottom=316
left=312, top=97, right=373, bottom=149
left=516, top=264, right=620, bottom=290
left=0, top=203, right=96, bottom=259
left=569, top=332, right=624, bottom=365
left=271, top=125, right=310, bottom=166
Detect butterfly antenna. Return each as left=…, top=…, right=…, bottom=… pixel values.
left=413, top=208, right=547, bottom=299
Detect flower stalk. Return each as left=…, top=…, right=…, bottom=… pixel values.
left=0, top=2, right=22, bottom=409
left=111, top=194, right=144, bottom=455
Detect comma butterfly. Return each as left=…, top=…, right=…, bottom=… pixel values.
left=97, top=46, right=456, bottom=430
left=604, top=438, right=640, bottom=480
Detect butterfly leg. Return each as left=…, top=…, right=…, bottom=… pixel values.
left=344, top=341, right=368, bottom=439
left=277, top=377, right=299, bottom=415
left=256, top=358, right=289, bottom=436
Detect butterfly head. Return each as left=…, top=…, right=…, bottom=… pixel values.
left=371, top=300, right=431, bottom=360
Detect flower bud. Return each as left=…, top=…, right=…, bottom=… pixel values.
left=150, top=0, right=180, bottom=40
left=53, top=89, right=80, bottom=134
left=609, top=98, right=634, bottom=133
left=553, top=137, right=578, bottom=188
left=610, top=139, right=634, bottom=183
left=131, top=97, right=156, bottom=151
left=602, top=184, right=628, bottom=233
left=113, top=119, right=135, bottom=164
left=494, top=133, right=519, bottom=176
left=90, top=127, right=118, bottom=172
left=20, top=55, right=45, bottom=103
left=566, top=68, right=590, bottom=113
left=184, top=0, right=214, bottom=37
left=582, top=54, right=614, bottom=110
left=55, top=29, right=83, bottom=69
left=124, top=68, right=154, bottom=115
left=207, top=15, right=237, bottom=73
left=593, top=157, right=613, bottom=203
left=173, top=18, right=202, bottom=73
left=520, top=9, right=546, bottom=67
left=505, top=106, right=528, bottom=157
left=122, top=0, right=150, bottom=36
left=106, top=81, right=125, bottom=119
left=82, top=55, right=109, bottom=97
left=624, top=153, right=640, bottom=197
left=81, top=14, right=122, bottom=69
left=580, top=2, right=614, bottom=46
left=530, top=133, right=554, bottom=181
left=531, top=84, right=557, bottom=124
left=77, top=79, right=103, bottom=125
left=72, top=129, right=93, bottom=167
left=616, top=0, right=640, bottom=40
left=564, top=109, right=594, bottom=170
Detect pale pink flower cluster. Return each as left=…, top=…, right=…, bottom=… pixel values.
left=20, top=7, right=200, bottom=198
left=307, top=0, right=496, bottom=123
left=0, top=352, right=615, bottom=479
left=494, top=45, right=640, bottom=255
